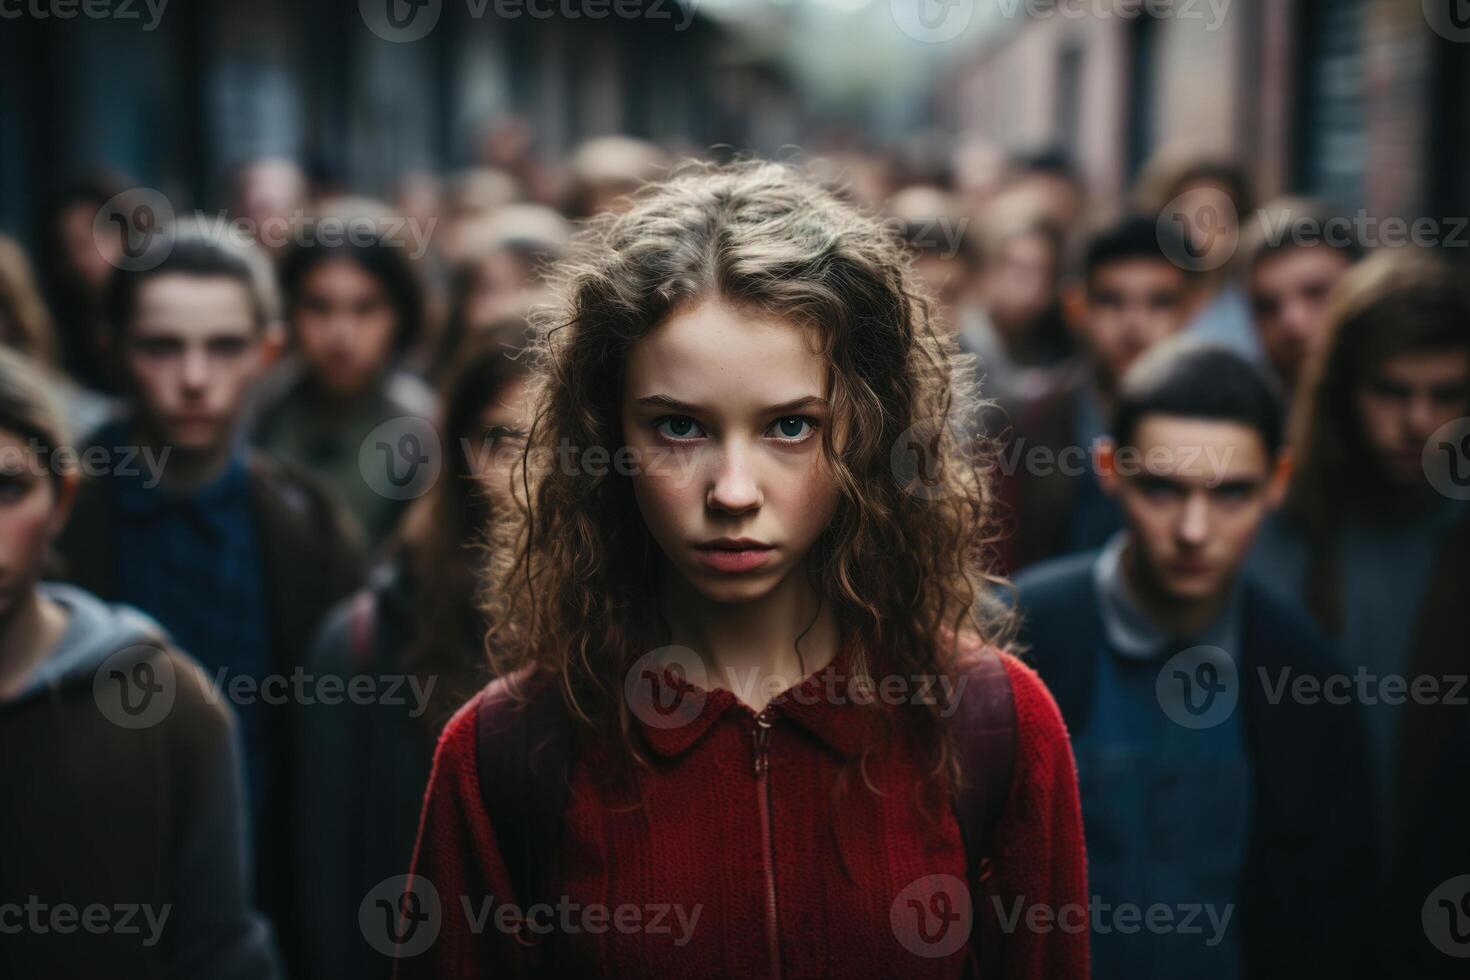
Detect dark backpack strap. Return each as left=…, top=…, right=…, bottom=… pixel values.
left=474, top=674, right=572, bottom=956
left=951, top=647, right=1017, bottom=972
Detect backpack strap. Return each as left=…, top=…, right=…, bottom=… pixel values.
left=474, top=673, right=572, bottom=956
left=951, top=647, right=1017, bottom=971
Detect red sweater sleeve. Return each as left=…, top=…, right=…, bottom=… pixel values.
left=394, top=692, right=524, bottom=979
left=981, top=654, right=1090, bottom=980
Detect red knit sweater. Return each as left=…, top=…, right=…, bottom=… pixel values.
left=395, top=651, right=1088, bottom=979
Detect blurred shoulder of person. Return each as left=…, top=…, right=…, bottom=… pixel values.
left=294, top=321, right=536, bottom=979
left=0, top=344, right=278, bottom=980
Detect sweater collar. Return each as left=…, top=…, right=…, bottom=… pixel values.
left=634, top=634, right=880, bottom=760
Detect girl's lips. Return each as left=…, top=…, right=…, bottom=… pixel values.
left=692, top=546, right=774, bottom=573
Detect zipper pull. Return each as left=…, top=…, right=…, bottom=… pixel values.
left=752, top=706, right=775, bottom=777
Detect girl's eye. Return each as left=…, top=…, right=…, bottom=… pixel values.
left=655, top=416, right=704, bottom=441
left=768, top=416, right=818, bottom=442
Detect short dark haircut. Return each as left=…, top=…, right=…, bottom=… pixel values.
left=104, top=235, right=272, bottom=341
left=1113, top=338, right=1284, bottom=457
left=279, top=225, right=424, bottom=355
left=1084, top=215, right=1187, bottom=285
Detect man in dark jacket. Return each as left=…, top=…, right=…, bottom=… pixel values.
left=1014, top=340, right=1378, bottom=979
left=50, top=233, right=364, bottom=974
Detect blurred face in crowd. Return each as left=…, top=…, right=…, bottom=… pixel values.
left=0, top=430, right=74, bottom=620
left=1006, top=174, right=1083, bottom=232
left=1080, top=259, right=1189, bottom=388
left=123, top=274, right=271, bottom=454
left=464, top=250, right=533, bottom=331
left=59, top=200, right=117, bottom=292
left=469, top=377, right=533, bottom=515
left=292, top=257, right=398, bottom=399
left=1250, top=244, right=1354, bottom=386
left=981, top=229, right=1059, bottom=336
left=1171, top=177, right=1241, bottom=259
left=232, top=159, right=306, bottom=256
left=1105, top=415, right=1282, bottom=604
left=621, top=299, right=843, bottom=606
left=1355, top=348, right=1470, bottom=489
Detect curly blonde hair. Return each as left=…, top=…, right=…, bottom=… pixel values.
left=483, top=158, right=1013, bottom=786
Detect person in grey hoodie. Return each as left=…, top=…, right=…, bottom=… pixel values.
left=0, top=345, right=277, bottom=979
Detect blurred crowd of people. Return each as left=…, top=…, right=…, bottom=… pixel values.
left=1, top=125, right=1467, bottom=979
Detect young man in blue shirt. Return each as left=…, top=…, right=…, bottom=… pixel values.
left=1014, top=339, right=1377, bottom=979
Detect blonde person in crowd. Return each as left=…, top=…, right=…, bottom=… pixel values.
left=0, top=233, right=114, bottom=437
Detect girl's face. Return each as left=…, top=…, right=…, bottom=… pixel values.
left=620, top=298, right=842, bottom=605
left=292, top=257, right=399, bottom=398
left=0, top=428, right=70, bottom=619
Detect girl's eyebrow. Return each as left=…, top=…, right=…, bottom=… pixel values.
left=634, top=394, right=829, bottom=415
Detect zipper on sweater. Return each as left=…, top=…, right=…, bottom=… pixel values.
left=752, top=705, right=781, bottom=980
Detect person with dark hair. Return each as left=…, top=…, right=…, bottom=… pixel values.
left=50, top=230, right=364, bottom=976
left=1015, top=338, right=1378, bottom=980
left=1003, top=215, right=1193, bottom=570
left=1242, top=197, right=1364, bottom=394
left=1247, top=250, right=1470, bottom=969
left=296, top=322, right=535, bottom=979
left=0, top=345, right=278, bottom=979
left=250, top=220, right=438, bottom=545
left=34, top=172, right=131, bottom=393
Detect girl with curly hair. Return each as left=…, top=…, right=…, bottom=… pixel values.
left=397, top=160, right=1087, bottom=979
